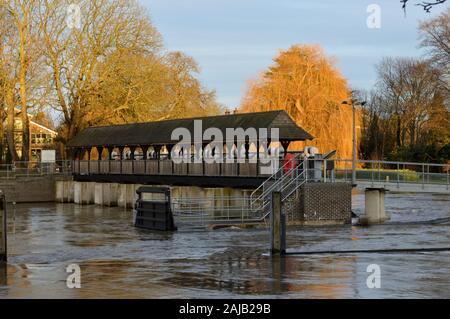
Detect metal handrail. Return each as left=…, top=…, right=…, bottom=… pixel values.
left=336, top=158, right=450, bottom=168
left=171, top=195, right=257, bottom=224
left=250, top=154, right=303, bottom=207
left=0, top=160, right=72, bottom=179
left=280, top=169, right=307, bottom=201
left=333, top=158, right=450, bottom=187
left=250, top=160, right=312, bottom=215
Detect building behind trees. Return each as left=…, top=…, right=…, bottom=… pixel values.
left=1, top=108, right=57, bottom=163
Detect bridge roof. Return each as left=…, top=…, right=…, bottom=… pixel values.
left=67, top=110, right=313, bottom=148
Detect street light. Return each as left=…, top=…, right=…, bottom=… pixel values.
left=342, top=99, right=366, bottom=186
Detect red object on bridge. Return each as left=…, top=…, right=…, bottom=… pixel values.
left=283, top=153, right=296, bottom=174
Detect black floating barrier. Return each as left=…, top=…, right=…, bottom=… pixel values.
left=134, top=186, right=177, bottom=231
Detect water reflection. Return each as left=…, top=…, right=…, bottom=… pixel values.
left=0, top=192, right=449, bottom=298
left=270, top=256, right=286, bottom=294
left=0, top=264, right=6, bottom=286
left=162, top=252, right=361, bottom=298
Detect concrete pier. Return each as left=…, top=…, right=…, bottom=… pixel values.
left=95, top=183, right=119, bottom=207
left=118, top=184, right=140, bottom=208
left=363, top=188, right=389, bottom=224
left=57, top=181, right=141, bottom=207
left=56, top=181, right=253, bottom=210
left=74, top=182, right=95, bottom=205
left=56, top=180, right=74, bottom=203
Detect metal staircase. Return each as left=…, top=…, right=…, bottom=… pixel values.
left=248, top=155, right=308, bottom=221
left=171, top=155, right=310, bottom=227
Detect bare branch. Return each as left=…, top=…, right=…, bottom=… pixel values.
left=402, top=0, right=448, bottom=14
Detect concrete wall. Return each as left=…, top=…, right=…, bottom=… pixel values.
left=57, top=181, right=145, bottom=208
left=0, top=176, right=72, bottom=203
left=57, top=181, right=253, bottom=210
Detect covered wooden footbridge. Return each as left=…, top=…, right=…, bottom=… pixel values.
left=67, top=110, right=313, bottom=188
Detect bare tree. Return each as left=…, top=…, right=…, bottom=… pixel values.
left=368, top=57, right=449, bottom=161
left=419, top=8, right=450, bottom=93
left=0, top=4, right=20, bottom=162
left=402, top=0, right=447, bottom=13
left=39, top=0, right=162, bottom=143
left=1, top=0, right=222, bottom=162
left=1, top=0, right=45, bottom=162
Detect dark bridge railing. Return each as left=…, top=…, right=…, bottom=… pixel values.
left=73, top=160, right=275, bottom=177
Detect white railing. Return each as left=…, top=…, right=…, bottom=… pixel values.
left=333, top=159, right=450, bottom=187
left=0, top=161, right=72, bottom=180
left=171, top=196, right=256, bottom=226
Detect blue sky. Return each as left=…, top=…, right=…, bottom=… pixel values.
left=141, top=0, right=447, bottom=109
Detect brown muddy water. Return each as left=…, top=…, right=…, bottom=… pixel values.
left=0, top=192, right=449, bottom=299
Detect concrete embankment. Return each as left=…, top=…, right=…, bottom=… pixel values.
left=55, top=180, right=253, bottom=209
left=0, top=176, right=72, bottom=203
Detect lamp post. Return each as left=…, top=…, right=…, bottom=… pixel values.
left=342, top=100, right=366, bottom=186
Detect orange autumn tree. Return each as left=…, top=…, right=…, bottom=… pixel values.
left=240, top=44, right=357, bottom=159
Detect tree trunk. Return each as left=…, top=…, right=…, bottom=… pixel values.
left=409, top=123, right=416, bottom=146
left=0, top=112, right=4, bottom=164
left=6, top=90, right=19, bottom=162
left=19, top=11, right=30, bottom=162
left=396, top=114, right=402, bottom=148
left=21, top=107, right=30, bottom=162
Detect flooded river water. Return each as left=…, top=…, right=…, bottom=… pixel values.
left=0, top=192, right=449, bottom=298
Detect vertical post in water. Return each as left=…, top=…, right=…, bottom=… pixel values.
left=270, top=191, right=286, bottom=256
left=0, top=191, right=6, bottom=263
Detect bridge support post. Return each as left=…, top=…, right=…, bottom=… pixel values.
left=270, top=191, right=286, bottom=256
left=56, top=181, right=64, bottom=203
left=363, top=188, right=388, bottom=224
left=74, top=182, right=95, bottom=205
left=56, top=180, right=74, bottom=203
left=95, top=183, right=118, bottom=207
left=118, top=184, right=138, bottom=208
